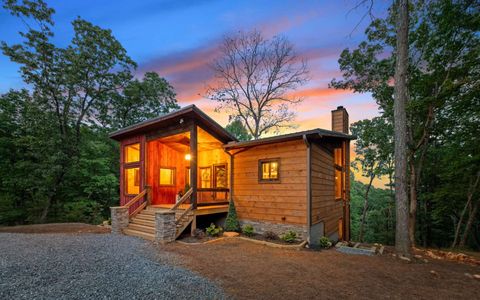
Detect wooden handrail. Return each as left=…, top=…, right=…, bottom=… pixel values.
left=123, top=189, right=147, bottom=208
left=176, top=204, right=193, bottom=223
left=170, top=188, right=193, bottom=211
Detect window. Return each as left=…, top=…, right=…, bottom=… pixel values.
left=124, top=143, right=140, bottom=163
left=125, top=167, right=140, bottom=195
left=200, top=167, right=211, bottom=188
left=334, top=147, right=343, bottom=200
left=159, top=167, right=175, bottom=186
left=259, top=159, right=280, bottom=183
left=214, top=164, right=227, bottom=188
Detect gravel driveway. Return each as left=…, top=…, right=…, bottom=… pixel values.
left=0, top=233, right=225, bottom=299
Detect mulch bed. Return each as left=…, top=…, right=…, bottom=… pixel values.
left=162, top=238, right=480, bottom=300
left=176, top=235, right=223, bottom=244
left=0, top=223, right=110, bottom=234
left=240, top=233, right=304, bottom=246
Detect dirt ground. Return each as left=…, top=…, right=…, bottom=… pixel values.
left=0, top=223, right=110, bottom=234
left=162, top=238, right=480, bottom=300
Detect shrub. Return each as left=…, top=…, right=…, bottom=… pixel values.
left=264, top=231, right=278, bottom=240
left=319, top=236, right=333, bottom=248
left=206, top=223, right=223, bottom=237
left=224, top=200, right=240, bottom=232
left=281, top=230, right=298, bottom=243
left=242, top=224, right=254, bottom=236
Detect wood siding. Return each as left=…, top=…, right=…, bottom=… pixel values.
left=146, top=140, right=188, bottom=204
left=233, top=140, right=308, bottom=225
left=310, top=143, right=343, bottom=237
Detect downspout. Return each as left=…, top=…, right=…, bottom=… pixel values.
left=224, top=149, right=234, bottom=202
left=302, top=134, right=312, bottom=244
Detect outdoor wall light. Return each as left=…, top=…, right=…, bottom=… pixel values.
left=185, top=154, right=191, bottom=161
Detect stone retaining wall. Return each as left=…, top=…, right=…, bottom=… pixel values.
left=239, top=219, right=308, bottom=240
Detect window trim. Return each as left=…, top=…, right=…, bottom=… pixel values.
left=258, top=158, right=281, bottom=183
left=213, top=163, right=228, bottom=188
left=199, top=166, right=212, bottom=188
left=159, top=167, right=176, bottom=187
left=124, top=142, right=141, bottom=164
left=124, top=166, right=141, bottom=196
left=334, top=146, right=344, bottom=201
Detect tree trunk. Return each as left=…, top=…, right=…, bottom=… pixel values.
left=452, top=171, right=480, bottom=248
left=359, top=174, right=374, bottom=242
left=394, top=0, right=411, bottom=257
left=459, top=198, right=479, bottom=247
left=409, top=159, right=417, bottom=247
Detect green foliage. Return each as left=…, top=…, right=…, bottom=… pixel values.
left=319, top=237, right=332, bottom=249
left=225, top=118, right=252, bottom=141
left=281, top=230, right=298, bottom=243
left=206, top=223, right=223, bottom=237
left=241, top=224, right=254, bottom=236
left=0, top=0, right=179, bottom=225
left=224, top=200, right=240, bottom=231
left=61, top=200, right=103, bottom=224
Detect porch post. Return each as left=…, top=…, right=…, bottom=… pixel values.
left=190, top=123, right=198, bottom=209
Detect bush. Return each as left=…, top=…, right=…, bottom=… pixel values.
left=61, top=200, right=103, bottom=224
left=224, top=200, right=240, bottom=232
left=206, top=223, right=223, bottom=237
left=242, top=224, right=254, bottom=236
left=281, top=230, right=298, bottom=243
left=319, top=236, right=333, bottom=248
left=264, top=231, right=278, bottom=240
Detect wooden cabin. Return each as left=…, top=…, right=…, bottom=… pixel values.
left=109, top=105, right=354, bottom=244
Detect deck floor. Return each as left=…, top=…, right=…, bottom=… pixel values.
left=148, top=204, right=229, bottom=215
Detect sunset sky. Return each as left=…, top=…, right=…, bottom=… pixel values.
left=0, top=0, right=389, bottom=187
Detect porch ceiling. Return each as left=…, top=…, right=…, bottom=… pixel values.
left=156, top=128, right=224, bottom=153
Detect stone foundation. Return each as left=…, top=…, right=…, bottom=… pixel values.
left=239, top=219, right=308, bottom=240
left=155, top=211, right=176, bottom=244
left=110, top=207, right=129, bottom=234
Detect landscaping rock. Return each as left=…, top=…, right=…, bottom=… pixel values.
left=0, top=233, right=225, bottom=299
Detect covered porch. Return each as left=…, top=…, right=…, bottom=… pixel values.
left=110, top=107, right=236, bottom=241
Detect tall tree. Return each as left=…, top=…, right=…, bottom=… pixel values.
left=393, top=0, right=410, bottom=256
left=207, top=30, right=309, bottom=139
left=108, top=72, right=179, bottom=129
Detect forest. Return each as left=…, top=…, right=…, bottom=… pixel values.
left=0, top=0, right=478, bottom=252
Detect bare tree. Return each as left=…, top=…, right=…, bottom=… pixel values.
left=207, top=30, right=309, bottom=139
left=393, top=0, right=411, bottom=257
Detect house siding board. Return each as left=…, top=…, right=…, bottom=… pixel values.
left=233, top=140, right=308, bottom=226
left=310, top=143, right=343, bottom=237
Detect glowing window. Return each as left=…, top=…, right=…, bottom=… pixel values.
left=259, top=159, right=280, bottom=182
left=335, top=168, right=342, bottom=199
left=159, top=167, right=175, bottom=186
left=334, top=148, right=343, bottom=166
left=125, top=143, right=140, bottom=163
left=200, top=167, right=211, bottom=188
left=125, top=167, right=140, bottom=195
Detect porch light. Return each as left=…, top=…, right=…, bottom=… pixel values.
left=185, top=153, right=191, bottom=161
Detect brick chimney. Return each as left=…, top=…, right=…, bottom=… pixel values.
left=331, top=106, right=349, bottom=134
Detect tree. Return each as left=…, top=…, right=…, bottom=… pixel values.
left=108, top=72, right=179, bottom=129
left=225, top=117, right=252, bottom=141
left=351, top=117, right=393, bottom=242
left=392, top=0, right=410, bottom=256
left=207, top=30, right=309, bottom=139
left=333, top=0, right=478, bottom=252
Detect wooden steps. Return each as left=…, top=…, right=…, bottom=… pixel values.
left=123, top=209, right=156, bottom=240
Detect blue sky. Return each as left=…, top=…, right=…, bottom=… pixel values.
left=0, top=0, right=388, bottom=130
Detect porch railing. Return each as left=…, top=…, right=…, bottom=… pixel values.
left=197, top=188, right=229, bottom=206
left=122, top=186, right=151, bottom=218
